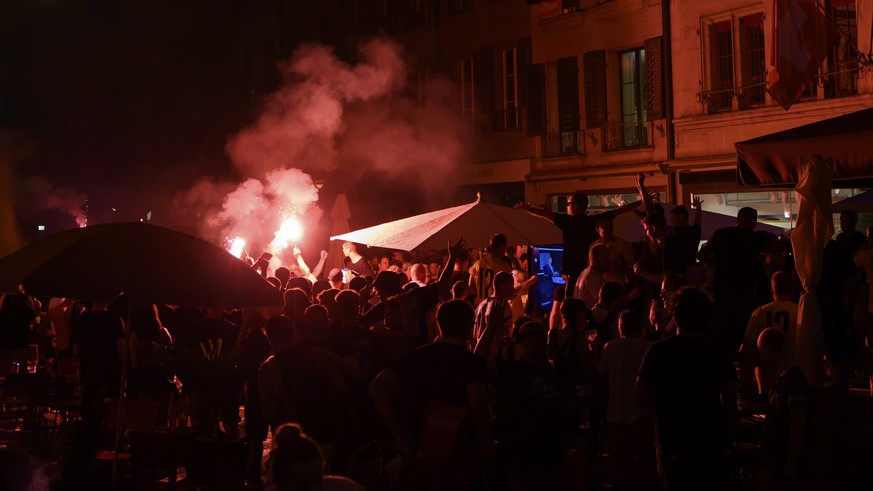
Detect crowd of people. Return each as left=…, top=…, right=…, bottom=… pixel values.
left=1, top=176, right=872, bottom=490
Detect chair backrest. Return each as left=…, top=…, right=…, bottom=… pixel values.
left=106, top=399, right=160, bottom=431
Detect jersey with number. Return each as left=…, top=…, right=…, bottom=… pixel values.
left=744, top=300, right=798, bottom=356
left=469, top=254, right=513, bottom=306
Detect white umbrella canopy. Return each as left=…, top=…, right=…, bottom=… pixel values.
left=832, top=190, right=873, bottom=213
left=330, top=200, right=562, bottom=252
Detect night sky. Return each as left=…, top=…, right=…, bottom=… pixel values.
left=0, top=2, right=465, bottom=256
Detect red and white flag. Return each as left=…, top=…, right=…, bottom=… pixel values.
left=767, top=0, right=841, bottom=110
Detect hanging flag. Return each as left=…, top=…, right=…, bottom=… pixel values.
left=767, top=0, right=841, bottom=111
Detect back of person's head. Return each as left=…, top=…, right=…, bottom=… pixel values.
left=492, top=270, right=514, bottom=296
left=266, top=277, right=282, bottom=290
left=302, top=304, right=330, bottom=345
left=286, top=277, right=312, bottom=297
left=670, top=205, right=689, bottom=221
left=737, top=207, right=758, bottom=228
left=771, top=271, right=794, bottom=298
left=451, top=280, right=468, bottom=299
left=436, top=300, right=475, bottom=341
left=311, top=279, right=331, bottom=299
left=269, top=423, right=324, bottom=490
left=757, top=327, right=789, bottom=365
left=275, top=266, right=291, bottom=285
left=283, top=288, right=311, bottom=320
left=409, top=263, right=427, bottom=283
left=372, top=271, right=403, bottom=297
left=560, top=297, right=588, bottom=329
left=661, top=273, right=689, bottom=295
left=671, top=286, right=712, bottom=334
left=597, top=282, right=624, bottom=307
left=618, top=309, right=643, bottom=338
left=264, top=315, right=294, bottom=349
left=328, top=268, right=344, bottom=284
left=348, top=275, right=368, bottom=293
left=511, top=315, right=534, bottom=338
left=841, top=209, right=859, bottom=224
left=334, top=289, right=360, bottom=322
left=130, top=304, right=162, bottom=340
left=489, top=233, right=508, bottom=253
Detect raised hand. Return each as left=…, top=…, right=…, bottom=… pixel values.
left=692, top=196, right=703, bottom=209
left=448, top=237, right=468, bottom=258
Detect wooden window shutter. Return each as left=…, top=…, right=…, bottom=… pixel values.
left=516, top=37, right=532, bottom=111
left=557, top=56, right=580, bottom=132
left=474, top=47, right=493, bottom=131
left=527, top=63, right=546, bottom=136
left=583, top=50, right=606, bottom=128
left=645, top=36, right=664, bottom=120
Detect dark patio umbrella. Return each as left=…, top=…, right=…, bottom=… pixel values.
left=735, top=107, right=873, bottom=188
left=0, top=221, right=282, bottom=307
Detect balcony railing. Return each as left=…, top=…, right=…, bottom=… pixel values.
left=602, top=120, right=649, bottom=151
left=542, top=130, right=584, bottom=158
left=696, top=81, right=767, bottom=114
left=493, top=108, right=521, bottom=132
left=819, top=61, right=861, bottom=99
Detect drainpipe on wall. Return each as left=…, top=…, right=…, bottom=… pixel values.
left=662, top=0, right=678, bottom=204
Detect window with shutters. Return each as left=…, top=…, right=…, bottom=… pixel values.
left=497, top=48, right=520, bottom=131
left=461, top=58, right=475, bottom=126
left=555, top=57, right=582, bottom=155
left=823, top=0, right=858, bottom=98
left=699, top=13, right=774, bottom=114
left=711, top=21, right=734, bottom=112
left=583, top=51, right=607, bottom=129
left=739, top=14, right=766, bottom=108
left=618, top=48, right=647, bottom=148
left=527, top=63, right=546, bottom=137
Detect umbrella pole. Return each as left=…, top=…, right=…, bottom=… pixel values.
left=111, top=302, right=132, bottom=488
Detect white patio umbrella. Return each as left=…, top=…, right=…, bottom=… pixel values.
left=330, top=199, right=562, bottom=252
left=791, top=156, right=834, bottom=387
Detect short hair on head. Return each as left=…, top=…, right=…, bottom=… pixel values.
left=286, top=277, right=312, bottom=297
left=757, top=326, right=787, bottom=357
left=737, top=207, right=758, bottom=222
left=618, top=309, right=643, bottom=336
left=671, top=286, right=712, bottom=333
left=770, top=271, right=794, bottom=296
left=670, top=205, right=689, bottom=219
left=270, top=423, right=324, bottom=488
left=662, top=273, right=689, bottom=293
left=334, top=289, right=360, bottom=316
left=489, top=233, right=508, bottom=250
left=571, top=192, right=589, bottom=209
left=493, top=270, right=514, bottom=288
left=275, top=266, right=291, bottom=282
left=348, top=276, right=368, bottom=292
left=841, top=209, right=858, bottom=221
left=436, top=300, right=475, bottom=340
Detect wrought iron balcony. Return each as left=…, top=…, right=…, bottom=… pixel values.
left=695, top=81, right=767, bottom=114
left=541, top=130, right=584, bottom=158
left=818, top=61, right=861, bottom=99
left=602, top=120, right=649, bottom=151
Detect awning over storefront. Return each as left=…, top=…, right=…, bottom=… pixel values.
left=735, top=107, right=873, bottom=188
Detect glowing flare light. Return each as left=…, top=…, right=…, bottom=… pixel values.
left=228, top=237, right=246, bottom=258
left=271, top=216, right=303, bottom=252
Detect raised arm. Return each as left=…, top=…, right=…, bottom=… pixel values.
left=692, top=196, right=704, bottom=227
left=437, top=238, right=467, bottom=297
left=310, top=250, right=329, bottom=279
left=514, top=201, right=554, bottom=222
left=636, top=173, right=656, bottom=215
